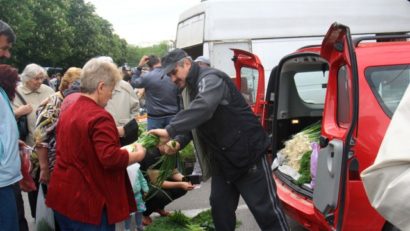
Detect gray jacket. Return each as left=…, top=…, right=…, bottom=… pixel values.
left=131, top=67, right=179, bottom=117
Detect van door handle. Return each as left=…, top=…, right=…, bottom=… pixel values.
left=320, top=135, right=329, bottom=148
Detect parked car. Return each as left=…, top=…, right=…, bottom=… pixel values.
left=232, top=23, right=410, bottom=230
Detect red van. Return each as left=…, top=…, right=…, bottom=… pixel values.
left=232, top=23, right=410, bottom=230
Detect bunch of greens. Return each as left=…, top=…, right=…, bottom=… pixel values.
left=179, top=141, right=195, bottom=162
left=146, top=209, right=241, bottom=231
left=138, top=132, right=160, bottom=149
left=280, top=121, right=321, bottom=185
left=295, top=150, right=312, bottom=186
left=149, top=153, right=182, bottom=187
left=138, top=122, right=147, bottom=137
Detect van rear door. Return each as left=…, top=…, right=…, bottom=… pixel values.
left=313, top=23, right=359, bottom=230
left=231, top=48, right=266, bottom=127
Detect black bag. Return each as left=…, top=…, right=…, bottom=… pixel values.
left=15, top=92, right=29, bottom=140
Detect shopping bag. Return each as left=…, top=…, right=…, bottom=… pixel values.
left=127, top=162, right=141, bottom=189
left=36, top=185, right=55, bottom=231
left=361, top=85, right=410, bottom=231
left=19, top=146, right=36, bottom=192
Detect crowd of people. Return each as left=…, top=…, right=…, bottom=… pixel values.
left=0, top=19, right=289, bottom=231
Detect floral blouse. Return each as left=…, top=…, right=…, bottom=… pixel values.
left=32, top=91, right=64, bottom=177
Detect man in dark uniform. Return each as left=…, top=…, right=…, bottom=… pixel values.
left=150, top=48, right=289, bottom=231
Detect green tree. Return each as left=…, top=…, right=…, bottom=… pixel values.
left=0, top=0, right=170, bottom=71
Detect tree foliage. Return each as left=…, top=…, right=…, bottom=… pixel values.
left=0, top=0, right=170, bottom=71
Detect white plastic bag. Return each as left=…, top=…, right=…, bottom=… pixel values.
left=127, top=162, right=141, bottom=189
left=36, top=185, right=55, bottom=231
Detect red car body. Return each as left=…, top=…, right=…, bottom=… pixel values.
left=232, top=23, right=410, bottom=230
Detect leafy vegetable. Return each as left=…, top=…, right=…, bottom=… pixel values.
left=146, top=209, right=241, bottom=231
left=149, top=154, right=182, bottom=188
left=280, top=121, right=321, bottom=170
left=295, top=150, right=312, bottom=185
left=138, top=132, right=160, bottom=149
left=179, top=141, right=195, bottom=162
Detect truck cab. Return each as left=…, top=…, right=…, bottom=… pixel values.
left=232, top=23, right=410, bottom=230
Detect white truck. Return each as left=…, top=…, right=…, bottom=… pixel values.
left=175, top=0, right=410, bottom=81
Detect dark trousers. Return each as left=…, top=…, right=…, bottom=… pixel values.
left=28, top=170, right=40, bottom=219
left=55, top=209, right=114, bottom=231
left=143, top=187, right=187, bottom=216
left=0, top=185, right=18, bottom=231
left=12, top=183, right=29, bottom=231
left=210, top=155, right=289, bottom=231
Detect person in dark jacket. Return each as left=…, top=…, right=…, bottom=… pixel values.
left=150, top=48, right=289, bottom=231
left=130, top=55, right=179, bottom=130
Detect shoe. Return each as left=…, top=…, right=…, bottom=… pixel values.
left=142, top=216, right=152, bottom=226
left=155, top=209, right=170, bottom=217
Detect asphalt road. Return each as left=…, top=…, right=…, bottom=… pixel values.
left=23, top=179, right=306, bottom=230
left=166, top=179, right=306, bottom=231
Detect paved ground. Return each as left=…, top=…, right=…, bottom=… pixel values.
left=23, top=179, right=306, bottom=230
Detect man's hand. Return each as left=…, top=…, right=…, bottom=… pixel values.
left=138, top=55, right=149, bottom=67
left=148, top=129, right=170, bottom=145
left=158, top=140, right=180, bottom=155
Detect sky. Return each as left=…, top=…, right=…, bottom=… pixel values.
left=85, top=0, right=202, bottom=47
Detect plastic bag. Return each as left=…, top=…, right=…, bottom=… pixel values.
left=127, top=162, right=141, bottom=189
left=19, top=146, right=36, bottom=192
left=36, top=185, right=55, bottom=231
left=310, top=142, right=319, bottom=189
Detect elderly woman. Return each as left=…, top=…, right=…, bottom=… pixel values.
left=12, top=63, right=54, bottom=219
left=33, top=67, right=82, bottom=185
left=25, top=68, right=82, bottom=222
left=46, top=58, right=146, bottom=230
left=12, top=63, right=55, bottom=147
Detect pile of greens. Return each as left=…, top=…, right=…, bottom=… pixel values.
left=146, top=209, right=241, bottom=231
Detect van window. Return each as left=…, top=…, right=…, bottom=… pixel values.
left=240, top=67, right=258, bottom=105
left=294, top=70, right=328, bottom=104
left=366, top=64, right=410, bottom=117
left=337, top=66, right=351, bottom=126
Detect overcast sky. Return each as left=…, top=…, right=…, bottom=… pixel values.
left=85, top=0, right=202, bottom=47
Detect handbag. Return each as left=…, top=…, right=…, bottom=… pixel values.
left=19, top=146, right=36, bottom=192
left=15, top=91, right=29, bottom=140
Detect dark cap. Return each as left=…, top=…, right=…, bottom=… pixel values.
left=161, top=48, right=188, bottom=75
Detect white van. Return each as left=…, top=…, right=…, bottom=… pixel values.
left=175, top=0, right=410, bottom=81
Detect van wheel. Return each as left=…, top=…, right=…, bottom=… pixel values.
left=382, top=222, right=401, bottom=231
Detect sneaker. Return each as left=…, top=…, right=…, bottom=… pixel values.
left=142, top=216, right=152, bottom=226
left=155, top=209, right=170, bottom=217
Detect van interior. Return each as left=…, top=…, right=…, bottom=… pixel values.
left=267, top=53, right=329, bottom=198
left=181, top=45, right=203, bottom=62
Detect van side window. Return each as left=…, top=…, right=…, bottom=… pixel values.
left=366, top=64, right=410, bottom=117
left=337, top=66, right=351, bottom=127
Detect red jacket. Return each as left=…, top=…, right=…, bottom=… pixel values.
left=46, top=96, right=136, bottom=225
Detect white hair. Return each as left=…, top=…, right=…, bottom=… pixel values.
left=20, top=63, right=47, bottom=83
left=80, top=57, right=121, bottom=94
